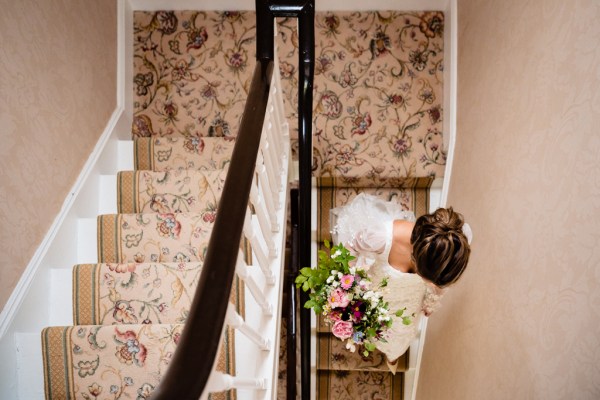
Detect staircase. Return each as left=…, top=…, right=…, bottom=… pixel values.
left=0, top=1, right=457, bottom=399
left=41, top=131, right=270, bottom=398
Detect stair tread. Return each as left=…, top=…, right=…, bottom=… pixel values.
left=42, top=324, right=235, bottom=399
left=316, top=185, right=432, bottom=243
left=317, top=332, right=408, bottom=373
left=117, top=168, right=227, bottom=214
left=134, top=136, right=234, bottom=172
left=317, top=369, right=404, bottom=399
left=73, top=262, right=244, bottom=325
left=97, top=212, right=216, bottom=264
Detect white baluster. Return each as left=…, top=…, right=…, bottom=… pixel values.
left=256, top=154, right=279, bottom=220
left=264, top=122, right=284, bottom=193
left=251, top=178, right=279, bottom=240
left=243, top=209, right=275, bottom=285
left=266, top=120, right=282, bottom=178
left=272, top=66, right=288, bottom=133
left=266, top=108, right=283, bottom=173
left=226, top=303, right=271, bottom=351
left=259, top=138, right=281, bottom=209
left=269, top=91, right=283, bottom=133
left=204, top=371, right=267, bottom=395
left=235, top=250, right=273, bottom=316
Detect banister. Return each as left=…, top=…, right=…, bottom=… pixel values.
left=149, top=1, right=314, bottom=398
left=149, top=59, right=274, bottom=400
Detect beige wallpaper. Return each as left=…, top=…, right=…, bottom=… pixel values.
left=418, top=0, right=600, bottom=398
left=0, top=1, right=117, bottom=309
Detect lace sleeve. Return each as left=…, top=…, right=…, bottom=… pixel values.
left=422, top=285, right=446, bottom=316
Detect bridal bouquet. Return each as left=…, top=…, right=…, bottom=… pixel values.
left=296, top=241, right=411, bottom=356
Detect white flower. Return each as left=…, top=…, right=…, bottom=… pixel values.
left=337, top=272, right=343, bottom=279
left=326, top=275, right=334, bottom=283
left=345, top=340, right=356, bottom=353
left=349, top=267, right=356, bottom=275
left=331, top=250, right=341, bottom=258
left=332, top=281, right=339, bottom=288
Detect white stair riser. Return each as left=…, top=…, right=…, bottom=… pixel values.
left=49, top=269, right=73, bottom=326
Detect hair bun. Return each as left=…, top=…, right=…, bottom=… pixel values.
left=411, top=207, right=471, bottom=287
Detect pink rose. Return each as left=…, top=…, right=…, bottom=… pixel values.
left=328, top=310, right=342, bottom=322
left=331, top=320, right=353, bottom=340
left=328, top=287, right=351, bottom=308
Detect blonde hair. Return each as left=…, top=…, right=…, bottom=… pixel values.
left=410, top=207, right=470, bottom=288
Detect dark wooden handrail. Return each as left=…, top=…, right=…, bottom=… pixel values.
left=149, top=59, right=274, bottom=400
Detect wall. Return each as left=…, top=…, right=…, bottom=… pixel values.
left=0, top=0, right=117, bottom=309
left=418, top=0, right=600, bottom=399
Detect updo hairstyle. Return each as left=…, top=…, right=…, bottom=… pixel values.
left=410, top=207, right=470, bottom=288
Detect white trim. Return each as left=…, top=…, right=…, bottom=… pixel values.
left=440, top=0, right=458, bottom=207
left=129, top=0, right=256, bottom=11
left=127, top=0, right=447, bottom=12
left=316, top=0, right=448, bottom=11
left=409, top=2, right=457, bottom=400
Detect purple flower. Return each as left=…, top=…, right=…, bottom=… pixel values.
left=351, top=301, right=365, bottom=320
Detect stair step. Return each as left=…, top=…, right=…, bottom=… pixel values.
left=16, top=333, right=44, bottom=399
left=97, top=212, right=215, bottom=264
left=41, top=324, right=235, bottom=400
left=73, top=263, right=244, bottom=325
left=117, top=168, right=227, bottom=214
left=316, top=369, right=404, bottom=399
left=134, top=136, right=235, bottom=171
left=77, top=218, right=98, bottom=263
left=49, top=268, right=73, bottom=326
left=117, top=140, right=134, bottom=171
left=99, top=175, right=118, bottom=215
left=316, top=183, right=433, bottom=243
left=317, top=333, right=407, bottom=373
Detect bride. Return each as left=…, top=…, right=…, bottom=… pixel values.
left=330, top=193, right=472, bottom=365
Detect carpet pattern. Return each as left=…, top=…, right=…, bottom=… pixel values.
left=42, top=325, right=235, bottom=400
left=134, top=136, right=235, bottom=171
left=97, top=212, right=216, bottom=264
left=72, top=262, right=244, bottom=326
left=132, top=10, right=446, bottom=182
left=117, top=168, right=227, bottom=214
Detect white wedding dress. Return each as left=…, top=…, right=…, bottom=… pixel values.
left=330, top=193, right=443, bottom=361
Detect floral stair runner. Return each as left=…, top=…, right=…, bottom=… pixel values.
left=133, top=136, right=235, bottom=172
left=72, top=262, right=243, bottom=326
left=42, top=325, right=235, bottom=400
left=117, top=168, right=227, bottom=214
left=42, top=134, right=239, bottom=400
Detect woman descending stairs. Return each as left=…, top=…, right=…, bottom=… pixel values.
left=312, top=182, right=433, bottom=399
